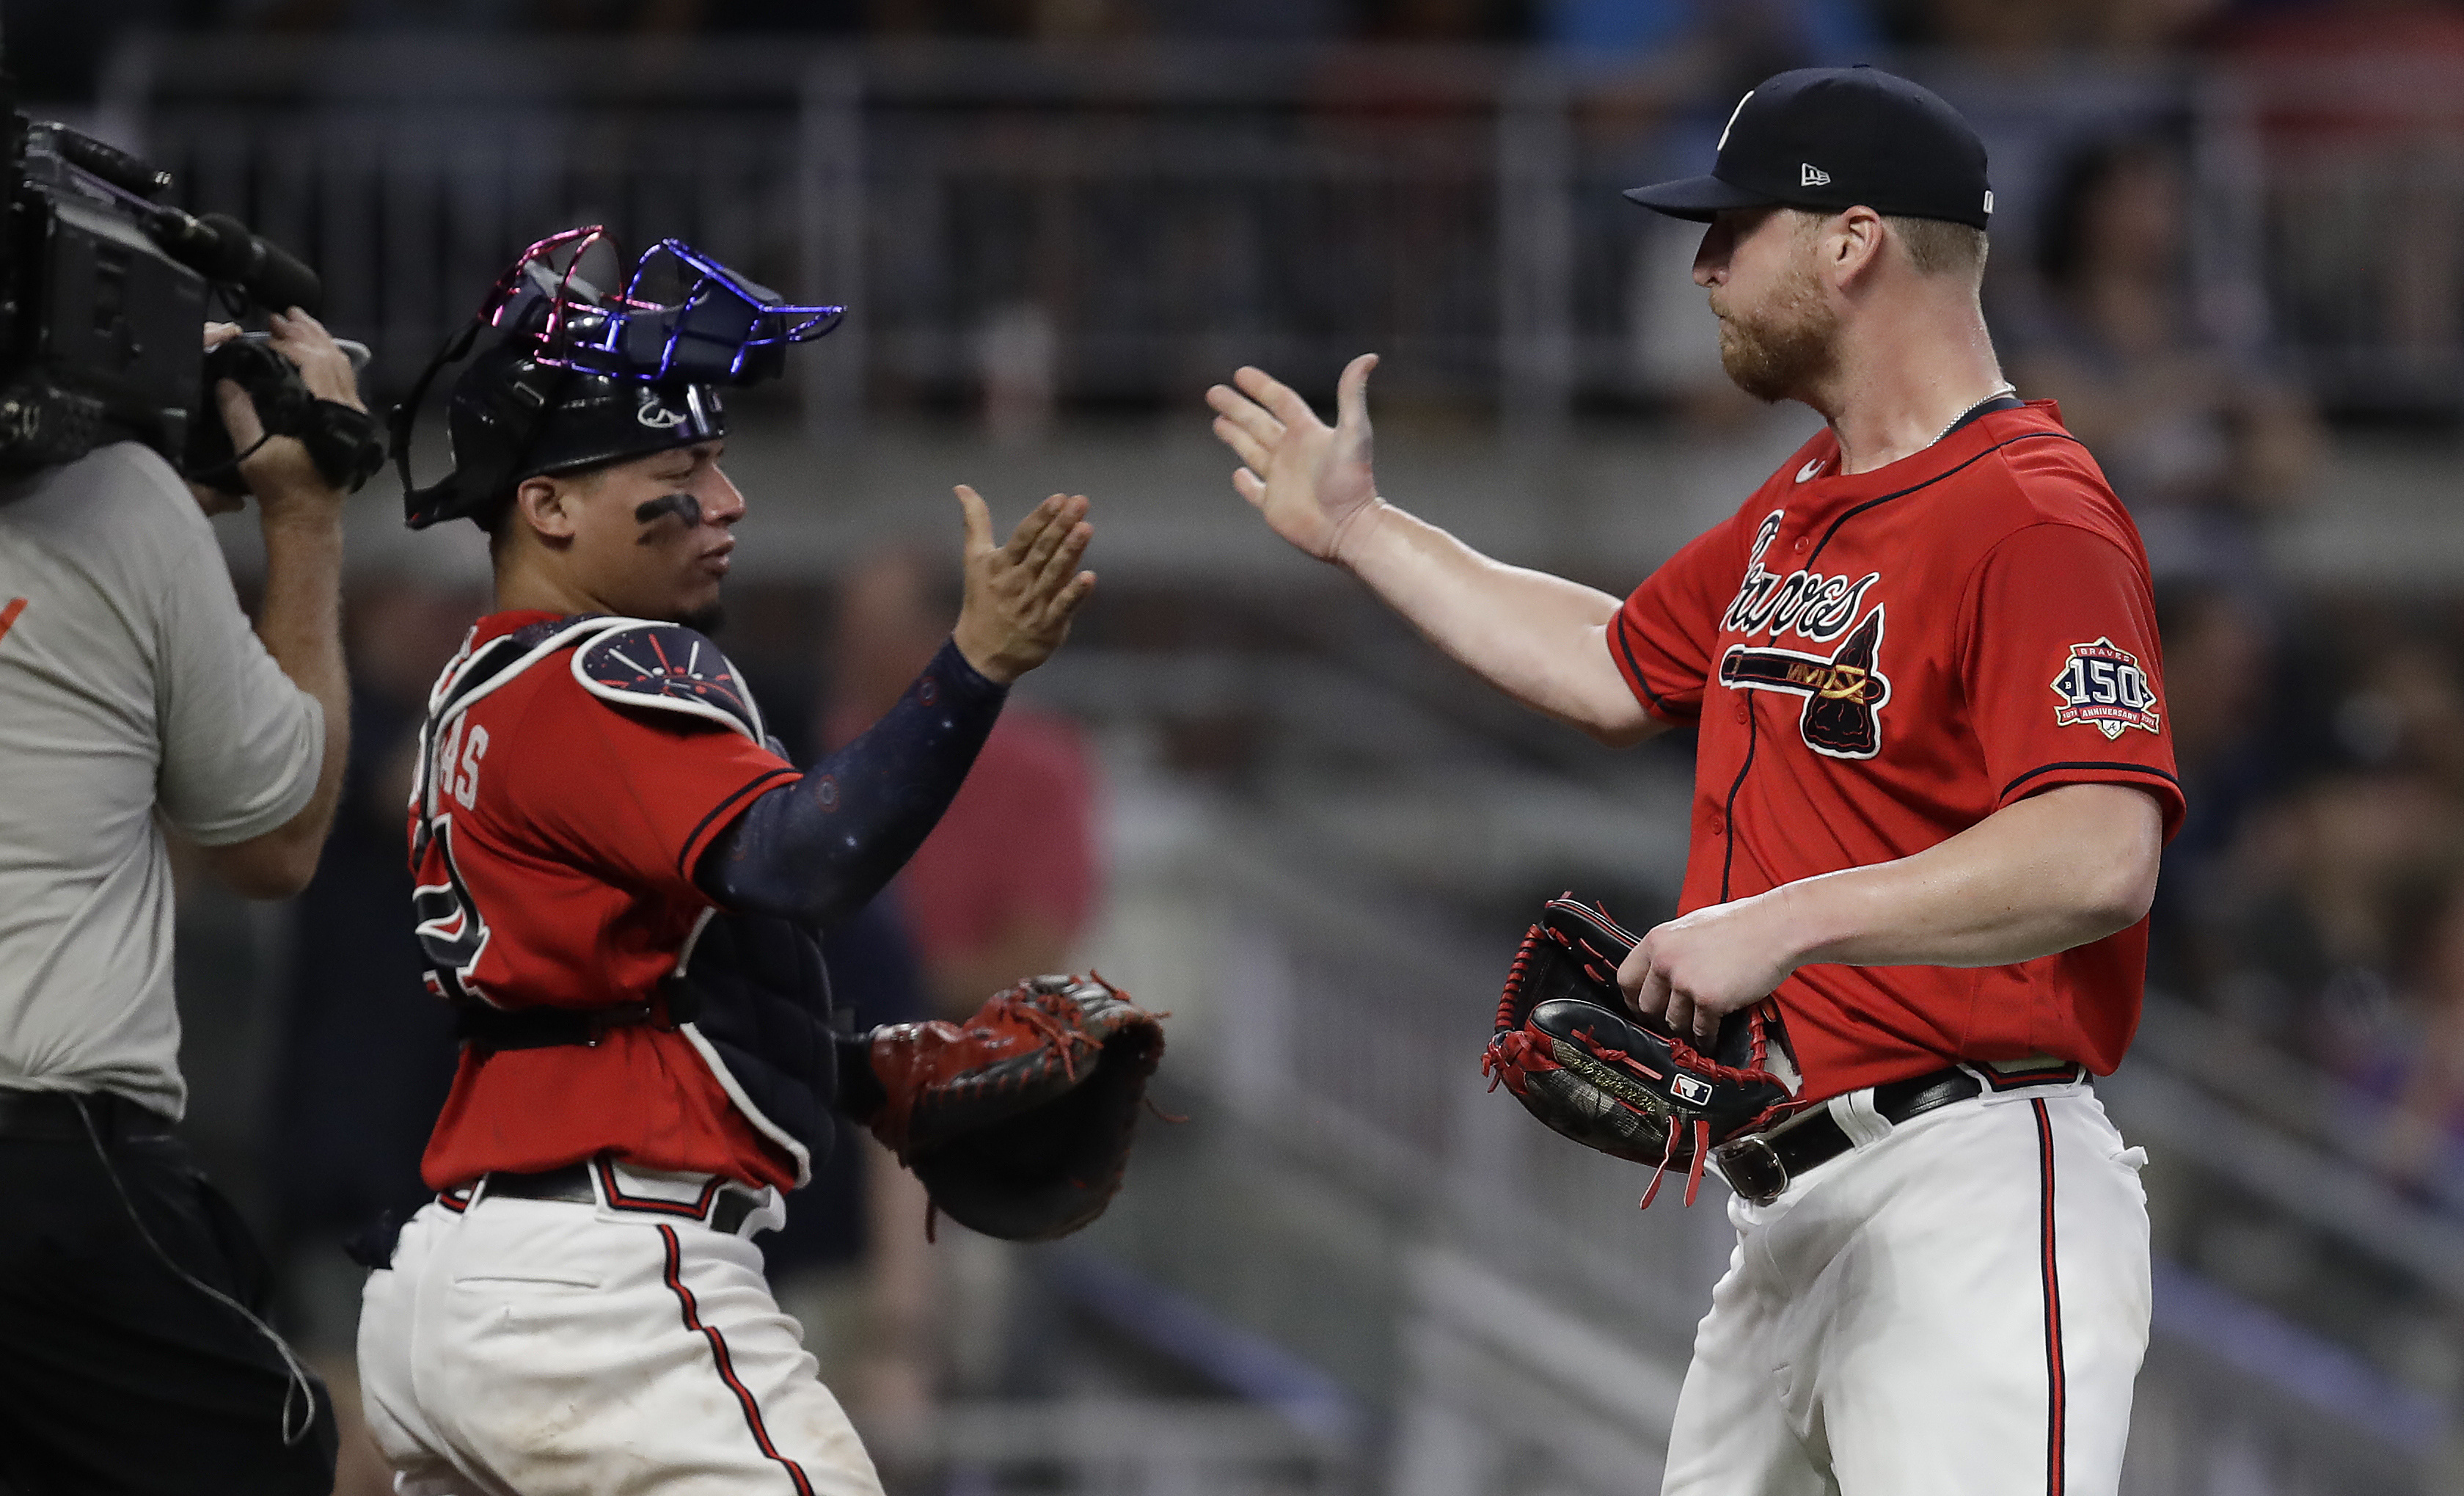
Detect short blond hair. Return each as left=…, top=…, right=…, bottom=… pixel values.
left=1887, top=215, right=1989, bottom=280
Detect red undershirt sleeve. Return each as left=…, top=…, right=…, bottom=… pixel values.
left=1961, top=522, right=2185, bottom=839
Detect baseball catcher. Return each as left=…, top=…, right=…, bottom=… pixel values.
left=357, top=227, right=1162, bottom=1496
left=1485, top=894, right=1798, bottom=1207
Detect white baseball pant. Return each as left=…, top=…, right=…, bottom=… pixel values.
left=1662, top=1077, right=2151, bottom=1496
left=358, top=1162, right=883, bottom=1496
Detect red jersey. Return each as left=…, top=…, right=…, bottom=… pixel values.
left=1611, top=401, right=2184, bottom=1101
left=408, top=610, right=803, bottom=1192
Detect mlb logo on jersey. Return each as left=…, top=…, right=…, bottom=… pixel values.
left=2050, top=638, right=2160, bottom=740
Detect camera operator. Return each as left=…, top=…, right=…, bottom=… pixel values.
left=0, top=308, right=359, bottom=1494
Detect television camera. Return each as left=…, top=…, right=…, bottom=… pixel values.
left=0, top=75, right=378, bottom=489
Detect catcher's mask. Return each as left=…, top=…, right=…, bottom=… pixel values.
left=392, top=227, right=845, bottom=531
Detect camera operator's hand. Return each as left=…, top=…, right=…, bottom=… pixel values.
left=188, top=310, right=358, bottom=900
left=188, top=324, right=246, bottom=517
left=211, top=309, right=365, bottom=517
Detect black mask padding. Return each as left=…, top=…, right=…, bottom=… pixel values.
left=399, top=313, right=727, bottom=532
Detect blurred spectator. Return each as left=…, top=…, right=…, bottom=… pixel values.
left=822, top=546, right=1103, bottom=1018
left=1356, top=0, right=1529, bottom=40
left=980, top=302, right=1060, bottom=448
left=1538, top=0, right=1876, bottom=74
left=2369, top=876, right=2464, bottom=1205
left=2196, top=619, right=2464, bottom=1059
left=2006, top=134, right=2322, bottom=581
left=2208, top=1, right=2464, bottom=384
left=263, top=576, right=472, bottom=1302
left=2147, top=580, right=2278, bottom=999
left=1913, top=0, right=2225, bottom=50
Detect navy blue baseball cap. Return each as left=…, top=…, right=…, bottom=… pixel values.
left=1626, top=66, right=1993, bottom=231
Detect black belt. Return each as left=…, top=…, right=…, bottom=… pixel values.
left=1709, top=1063, right=2085, bottom=1207
left=456, top=981, right=701, bottom=1054
left=480, top=1160, right=761, bottom=1235
left=0, top=1088, right=176, bottom=1142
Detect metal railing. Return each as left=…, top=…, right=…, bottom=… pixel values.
left=99, top=35, right=2464, bottom=423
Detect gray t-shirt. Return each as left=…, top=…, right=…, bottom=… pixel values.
left=0, top=442, right=323, bottom=1117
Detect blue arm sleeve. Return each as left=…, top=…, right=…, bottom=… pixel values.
left=695, top=638, right=1007, bottom=927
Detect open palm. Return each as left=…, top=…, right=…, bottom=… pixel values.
left=1207, top=354, right=1382, bottom=562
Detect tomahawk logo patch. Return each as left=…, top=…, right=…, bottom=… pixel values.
left=1720, top=606, right=1890, bottom=759
left=636, top=387, right=686, bottom=430
left=2050, top=638, right=2160, bottom=739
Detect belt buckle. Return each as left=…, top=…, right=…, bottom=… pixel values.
left=1711, top=1134, right=1788, bottom=1206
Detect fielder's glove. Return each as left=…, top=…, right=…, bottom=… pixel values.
left=862, top=974, right=1165, bottom=1241
left=1483, top=894, right=1797, bottom=1208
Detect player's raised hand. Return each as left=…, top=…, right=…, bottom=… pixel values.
left=1207, top=353, right=1383, bottom=563
left=1618, top=896, right=1799, bottom=1046
left=949, top=485, right=1096, bottom=685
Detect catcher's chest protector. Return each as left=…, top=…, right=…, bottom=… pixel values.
left=412, top=613, right=842, bottom=1182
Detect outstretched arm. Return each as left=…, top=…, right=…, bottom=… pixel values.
left=1207, top=355, right=1661, bottom=747
left=1619, top=782, right=2165, bottom=1043
left=698, top=488, right=1095, bottom=924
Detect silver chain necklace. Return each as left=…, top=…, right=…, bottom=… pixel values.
left=1931, top=382, right=2017, bottom=448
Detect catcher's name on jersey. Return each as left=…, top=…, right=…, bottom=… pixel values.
left=1612, top=400, right=2185, bottom=1101
left=407, top=608, right=804, bottom=1194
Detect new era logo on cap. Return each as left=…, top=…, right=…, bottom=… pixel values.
left=1623, top=67, right=1994, bottom=232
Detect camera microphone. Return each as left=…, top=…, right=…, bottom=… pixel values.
left=147, top=208, right=324, bottom=318
left=48, top=127, right=170, bottom=200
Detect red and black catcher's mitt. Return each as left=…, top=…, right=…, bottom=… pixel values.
left=1483, top=895, right=1796, bottom=1208
left=866, top=974, right=1164, bottom=1241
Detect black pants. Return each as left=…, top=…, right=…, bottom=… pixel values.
left=0, top=1106, right=338, bottom=1495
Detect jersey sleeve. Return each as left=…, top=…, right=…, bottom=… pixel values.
left=502, top=682, right=800, bottom=900
left=1961, top=522, right=2185, bottom=839
left=1609, top=514, right=1741, bottom=726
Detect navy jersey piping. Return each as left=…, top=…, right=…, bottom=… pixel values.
left=2000, top=760, right=2182, bottom=802
left=1719, top=701, right=1758, bottom=902
left=1717, top=420, right=2080, bottom=904
left=1612, top=611, right=1685, bottom=721
left=675, top=766, right=800, bottom=882
left=1805, top=429, right=2083, bottom=568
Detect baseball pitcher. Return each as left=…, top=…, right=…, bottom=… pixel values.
left=1212, top=67, right=2176, bottom=1496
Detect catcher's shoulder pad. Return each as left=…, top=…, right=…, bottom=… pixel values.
left=570, top=620, right=766, bottom=743
left=870, top=974, right=1166, bottom=1241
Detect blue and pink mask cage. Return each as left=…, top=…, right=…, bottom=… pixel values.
left=480, top=225, right=845, bottom=385
left=391, top=227, right=846, bottom=529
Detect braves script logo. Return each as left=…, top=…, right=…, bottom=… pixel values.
left=2051, top=638, right=2160, bottom=740
left=1713, top=511, right=1893, bottom=759
left=1720, top=511, right=1879, bottom=643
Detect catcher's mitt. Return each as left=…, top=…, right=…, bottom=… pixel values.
left=866, top=974, right=1164, bottom=1241
left=1482, top=894, right=1797, bottom=1208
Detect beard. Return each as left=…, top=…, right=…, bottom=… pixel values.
left=680, top=601, right=727, bottom=635
left=1714, top=264, right=1839, bottom=405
